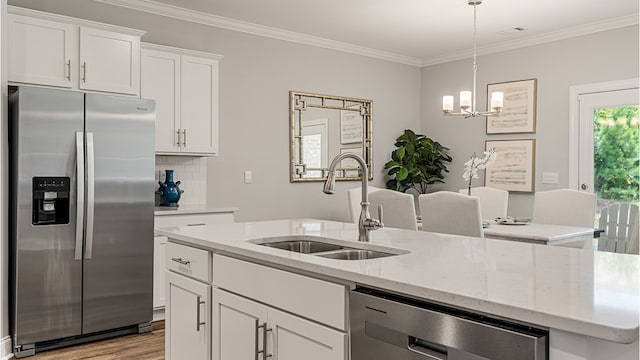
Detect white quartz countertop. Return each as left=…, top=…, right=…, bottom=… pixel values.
left=155, top=219, right=640, bottom=344
left=154, top=205, right=238, bottom=216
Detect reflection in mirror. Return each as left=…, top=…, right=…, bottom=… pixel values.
left=290, top=91, right=373, bottom=182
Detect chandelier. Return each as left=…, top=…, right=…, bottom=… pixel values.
left=442, top=0, right=503, bottom=118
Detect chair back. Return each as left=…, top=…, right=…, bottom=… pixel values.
left=627, top=213, right=639, bottom=255
left=368, top=189, right=418, bottom=230
left=347, top=186, right=381, bottom=223
left=418, top=191, right=484, bottom=238
left=458, top=187, right=508, bottom=220
left=597, top=203, right=639, bottom=253
left=531, top=189, right=596, bottom=228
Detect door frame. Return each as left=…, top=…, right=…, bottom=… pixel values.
left=568, top=78, right=639, bottom=189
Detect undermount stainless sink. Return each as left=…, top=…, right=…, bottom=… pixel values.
left=314, top=249, right=395, bottom=260
left=260, top=240, right=345, bottom=254
left=251, top=236, right=409, bottom=261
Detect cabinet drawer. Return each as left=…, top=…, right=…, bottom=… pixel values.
left=166, top=242, right=210, bottom=282
left=213, top=255, right=347, bottom=331
left=155, top=213, right=234, bottom=229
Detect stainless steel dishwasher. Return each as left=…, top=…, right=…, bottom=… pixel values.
left=350, top=287, right=548, bottom=360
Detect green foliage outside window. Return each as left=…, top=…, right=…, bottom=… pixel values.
left=593, top=106, right=639, bottom=202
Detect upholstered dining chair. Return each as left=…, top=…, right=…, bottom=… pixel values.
left=531, top=189, right=596, bottom=228
left=458, top=186, right=509, bottom=221
left=368, top=189, right=418, bottom=230
left=418, top=191, right=484, bottom=238
left=597, top=203, right=639, bottom=253
left=347, top=186, right=381, bottom=223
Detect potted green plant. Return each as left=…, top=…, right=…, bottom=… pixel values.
left=384, top=129, right=452, bottom=194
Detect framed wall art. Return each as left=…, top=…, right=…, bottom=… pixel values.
left=486, top=79, right=537, bottom=134
left=485, top=139, right=536, bottom=192
left=340, top=110, right=364, bottom=144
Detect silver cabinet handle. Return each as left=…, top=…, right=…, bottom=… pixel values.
left=85, top=132, right=95, bottom=260
left=74, top=132, right=84, bottom=261
left=176, top=129, right=181, bottom=146
left=256, top=322, right=272, bottom=360
left=171, top=257, right=190, bottom=266
left=66, top=60, right=71, bottom=81
left=82, top=62, right=87, bottom=83
left=182, top=129, right=187, bottom=147
left=196, top=296, right=206, bottom=331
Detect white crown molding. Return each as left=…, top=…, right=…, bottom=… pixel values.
left=94, top=0, right=637, bottom=68
left=142, top=42, right=224, bottom=60
left=94, top=0, right=423, bottom=66
left=421, top=14, right=639, bottom=67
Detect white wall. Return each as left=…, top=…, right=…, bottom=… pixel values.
left=421, top=25, right=640, bottom=217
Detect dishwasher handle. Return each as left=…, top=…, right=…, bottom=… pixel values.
left=408, top=337, right=447, bottom=360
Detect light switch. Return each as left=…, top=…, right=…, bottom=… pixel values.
left=244, top=170, right=253, bottom=184
left=542, top=172, right=559, bottom=184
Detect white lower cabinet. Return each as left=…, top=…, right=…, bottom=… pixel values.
left=213, top=288, right=347, bottom=360
left=166, top=271, right=211, bottom=360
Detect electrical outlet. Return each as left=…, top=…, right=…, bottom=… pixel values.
left=244, top=170, right=253, bottom=184
left=159, top=170, right=166, bottom=182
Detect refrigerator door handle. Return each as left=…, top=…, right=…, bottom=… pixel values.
left=75, top=132, right=85, bottom=261
left=85, top=132, right=95, bottom=259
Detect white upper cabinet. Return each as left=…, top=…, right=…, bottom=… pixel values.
left=8, top=15, right=77, bottom=88
left=141, top=48, right=181, bottom=153
left=7, top=6, right=144, bottom=96
left=79, top=27, right=140, bottom=95
left=141, top=43, right=223, bottom=156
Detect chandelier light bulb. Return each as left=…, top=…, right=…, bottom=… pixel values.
left=442, top=96, right=454, bottom=113
left=490, top=91, right=504, bottom=111
left=460, top=91, right=472, bottom=109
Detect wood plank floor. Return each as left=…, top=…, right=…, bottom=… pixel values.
left=27, top=322, right=164, bottom=360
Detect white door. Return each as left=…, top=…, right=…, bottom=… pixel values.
left=180, top=55, right=219, bottom=154
left=141, top=48, right=181, bottom=153
left=79, top=27, right=140, bottom=95
left=269, top=306, right=347, bottom=360
left=166, top=271, right=211, bottom=360
left=8, top=14, right=77, bottom=88
left=577, top=87, right=639, bottom=194
left=212, top=288, right=268, bottom=360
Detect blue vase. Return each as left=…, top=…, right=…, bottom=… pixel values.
left=155, top=170, right=184, bottom=207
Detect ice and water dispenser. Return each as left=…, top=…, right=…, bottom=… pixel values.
left=32, top=177, right=70, bottom=225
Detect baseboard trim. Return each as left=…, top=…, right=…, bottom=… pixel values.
left=1, top=336, right=12, bottom=360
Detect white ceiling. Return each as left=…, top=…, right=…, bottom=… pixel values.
left=98, top=0, right=639, bottom=66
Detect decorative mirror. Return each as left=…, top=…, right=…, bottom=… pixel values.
left=290, top=91, right=373, bottom=182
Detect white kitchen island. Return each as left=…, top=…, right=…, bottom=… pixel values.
left=156, top=219, right=639, bottom=360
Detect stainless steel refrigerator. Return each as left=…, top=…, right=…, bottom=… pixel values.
left=9, top=86, right=155, bottom=358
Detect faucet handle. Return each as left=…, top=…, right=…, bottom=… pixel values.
left=377, top=204, right=384, bottom=228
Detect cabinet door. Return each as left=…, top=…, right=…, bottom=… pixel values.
left=166, top=271, right=211, bottom=360
left=8, top=14, right=77, bottom=88
left=212, top=289, right=268, bottom=360
left=141, top=48, right=181, bottom=153
left=180, top=55, right=219, bottom=155
left=153, top=236, right=167, bottom=309
left=269, top=307, right=347, bottom=360
left=79, top=27, right=140, bottom=95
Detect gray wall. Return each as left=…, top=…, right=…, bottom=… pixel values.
left=421, top=25, right=640, bottom=217
left=6, top=0, right=422, bottom=222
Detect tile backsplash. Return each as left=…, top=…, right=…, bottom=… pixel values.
left=155, top=156, right=207, bottom=206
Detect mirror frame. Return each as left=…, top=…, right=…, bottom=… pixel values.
left=289, top=91, right=373, bottom=182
